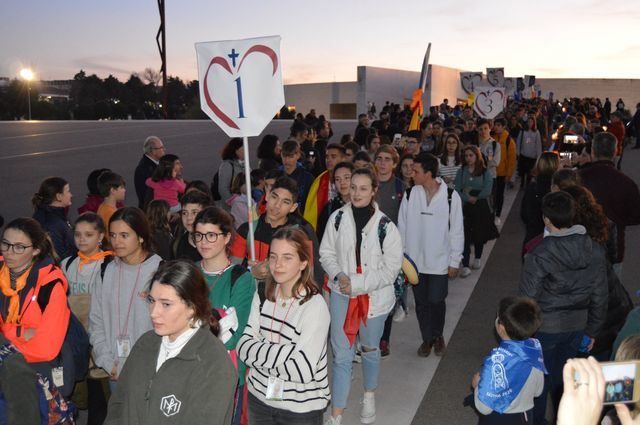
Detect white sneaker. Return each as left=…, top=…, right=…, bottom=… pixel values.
left=460, top=267, right=472, bottom=278
left=471, top=259, right=482, bottom=269
left=392, top=308, right=407, bottom=322
left=494, top=217, right=501, bottom=226
left=361, top=392, right=376, bottom=424
left=325, top=415, right=343, bottom=425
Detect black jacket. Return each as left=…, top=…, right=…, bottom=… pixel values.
left=106, top=328, right=237, bottom=425
left=134, top=155, right=157, bottom=209
left=520, top=225, right=608, bottom=337
left=520, top=176, right=551, bottom=245
left=32, top=206, right=75, bottom=259
left=580, top=160, right=640, bottom=262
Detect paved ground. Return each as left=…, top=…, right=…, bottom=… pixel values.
left=1, top=121, right=638, bottom=424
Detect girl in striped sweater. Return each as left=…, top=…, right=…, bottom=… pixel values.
left=237, top=227, right=330, bottom=424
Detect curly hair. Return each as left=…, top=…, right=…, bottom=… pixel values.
left=563, top=185, right=608, bottom=245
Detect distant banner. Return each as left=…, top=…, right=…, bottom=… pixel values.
left=486, top=68, right=505, bottom=87
left=524, top=75, right=536, bottom=87
left=473, top=86, right=506, bottom=119
left=504, top=78, right=515, bottom=97
left=460, top=72, right=483, bottom=94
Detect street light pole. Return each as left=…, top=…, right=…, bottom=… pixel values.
left=20, top=68, right=34, bottom=120
left=26, top=80, right=31, bottom=120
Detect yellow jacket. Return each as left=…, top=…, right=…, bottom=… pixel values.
left=495, top=131, right=517, bottom=178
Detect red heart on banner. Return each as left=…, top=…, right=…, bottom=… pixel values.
left=203, top=45, right=278, bottom=130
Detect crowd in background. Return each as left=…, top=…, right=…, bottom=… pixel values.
left=0, top=94, right=640, bottom=425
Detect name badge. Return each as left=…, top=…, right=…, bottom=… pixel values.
left=52, top=367, right=64, bottom=387
left=116, top=336, right=131, bottom=358
left=266, top=376, right=285, bottom=400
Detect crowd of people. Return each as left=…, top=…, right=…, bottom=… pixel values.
left=0, top=95, right=639, bottom=425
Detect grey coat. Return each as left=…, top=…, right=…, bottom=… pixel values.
left=106, top=327, right=237, bottom=425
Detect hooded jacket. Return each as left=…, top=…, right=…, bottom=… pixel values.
left=0, top=258, right=70, bottom=363
left=495, top=131, right=517, bottom=178
left=520, top=225, right=608, bottom=337
left=106, top=328, right=236, bottom=425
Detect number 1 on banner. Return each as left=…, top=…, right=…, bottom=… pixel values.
left=234, top=77, right=245, bottom=118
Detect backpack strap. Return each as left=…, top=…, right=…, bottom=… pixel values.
left=447, top=187, right=454, bottom=229
left=100, top=255, right=113, bottom=281
left=229, top=265, right=246, bottom=289
left=377, top=215, right=391, bottom=254
left=333, top=210, right=344, bottom=232
left=64, top=254, right=78, bottom=273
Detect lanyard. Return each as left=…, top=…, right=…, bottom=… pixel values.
left=116, top=260, right=143, bottom=338
left=269, top=289, right=295, bottom=345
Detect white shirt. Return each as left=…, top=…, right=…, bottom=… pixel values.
left=156, top=322, right=200, bottom=371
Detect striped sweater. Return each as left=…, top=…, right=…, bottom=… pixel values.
left=237, top=293, right=330, bottom=414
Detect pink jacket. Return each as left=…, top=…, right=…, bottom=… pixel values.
left=145, top=178, right=186, bottom=207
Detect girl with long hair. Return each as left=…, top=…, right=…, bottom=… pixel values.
left=194, top=206, right=256, bottom=424
left=455, top=145, right=495, bottom=278
left=238, top=227, right=330, bottom=424
left=439, top=134, right=463, bottom=188
left=89, top=207, right=163, bottom=386
left=106, top=260, right=237, bottom=425
left=396, top=154, right=415, bottom=188
left=316, top=162, right=355, bottom=240
left=516, top=116, right=543, bottom=188
left=320, top=168, right=403, bottom=425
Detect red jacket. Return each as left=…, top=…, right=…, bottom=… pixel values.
left=0, top=259, right=70, bottom=363
left=609, top=121, right=625, bottom=156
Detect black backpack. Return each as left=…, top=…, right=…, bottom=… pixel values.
left=211, top=160, right=235, bottom=201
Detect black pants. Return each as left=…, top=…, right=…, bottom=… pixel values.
left=463, top=239, right=485, bottom=267
left=517, top=156, right=537, bottom=188
left=381, top=313, right=393, bottom=343
left=493, top=176, right=506, bottom=217
left=248, top=392, right=324, bottom=425
left=412, top=274, right=448, bottom=343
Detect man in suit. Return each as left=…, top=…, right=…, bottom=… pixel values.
left=134, top=136, right=165, bottom=208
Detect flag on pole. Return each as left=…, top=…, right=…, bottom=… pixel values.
left=409, top=43, right=431, bottom=131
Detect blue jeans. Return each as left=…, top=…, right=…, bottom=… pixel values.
left=329, top=291, right=386, bottom=409
left=533, top=331, right=582, bottom=425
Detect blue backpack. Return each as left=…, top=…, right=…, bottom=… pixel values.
left=0, top=344, right=76, bottom=424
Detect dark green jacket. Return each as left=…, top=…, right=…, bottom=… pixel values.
left=106, top=328, right=237, bottom=425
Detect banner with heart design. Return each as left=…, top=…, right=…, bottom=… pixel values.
left=195, top=36, right=284, bottom=137
left=503, top=78, right=515, bottom=97
left=460, top=72, right=483, bottom=94
left=473, top=86, right=506, bottom=119
left=486, top=68, right=504, bottom=87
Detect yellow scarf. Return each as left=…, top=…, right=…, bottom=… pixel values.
left=78, top=250, right=113, bottom=271
left=0, top=264, right=33, bottom=324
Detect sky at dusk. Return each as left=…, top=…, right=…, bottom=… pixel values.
left=2, top=0, right=640, bottom=84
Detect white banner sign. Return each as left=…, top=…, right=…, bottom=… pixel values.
left=473, top=86, right=506, bottom=119
left=460, top=72, right=483, bottom=94
left=503, top=78, right=515, bottom=97
left=195, top=35, right=284, bottom=137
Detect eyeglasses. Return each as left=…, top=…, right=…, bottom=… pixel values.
left=0, top=241, right=32, bottom=254
left=192, top=232, right=227, bottom=243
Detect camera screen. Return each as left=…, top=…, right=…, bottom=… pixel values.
left=602, top=362, right=637, bottom=403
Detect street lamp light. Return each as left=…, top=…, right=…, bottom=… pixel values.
left=20, top=68, right=34, bottom=120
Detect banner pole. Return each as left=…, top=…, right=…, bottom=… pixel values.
left=242, top=136, right=256, bottom=263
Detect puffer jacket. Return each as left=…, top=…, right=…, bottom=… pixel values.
left=520, top=225, right=608, bottom=337
left=319, top=204, right=403, bottom=318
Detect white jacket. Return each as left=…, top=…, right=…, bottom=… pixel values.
left=319, top=204, right=403, bottom=318
left=398, top=179, right=464, bottom=275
